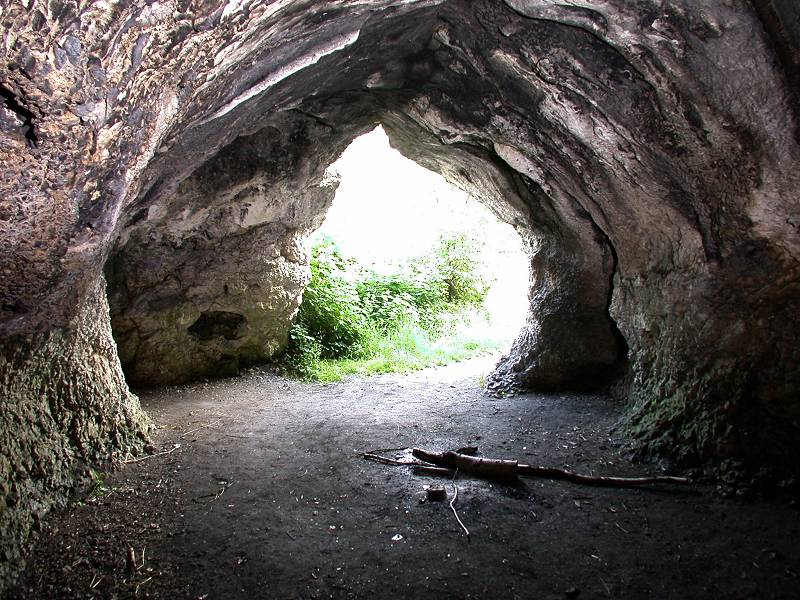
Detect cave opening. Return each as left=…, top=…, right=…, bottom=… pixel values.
left=303, top=125, right=530, bottom=370
left=103, top=112, right=547, bottom=390
left=4, top=1, right=800, bottom=595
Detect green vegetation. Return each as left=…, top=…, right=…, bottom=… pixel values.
left=280, top=234, right=499, bottom=382
left=88, top=468, right=110, bottom=498
left=70, top=468, right=111, bottom=507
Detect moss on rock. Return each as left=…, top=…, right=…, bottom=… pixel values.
left=0, top=280, right=151, bottom=589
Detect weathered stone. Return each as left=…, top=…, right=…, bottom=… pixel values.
left=1, top=0, right=799, bottom=590
left=106, top=111, right=374, bottom=386
left=0, top=279, right=150, bottom=586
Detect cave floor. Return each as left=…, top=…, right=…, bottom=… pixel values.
left=10, top=355, right=800, bottom=599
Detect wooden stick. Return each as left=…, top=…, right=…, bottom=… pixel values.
left=363, top=447, right=690, bottom=488
left=412, top=448, right=519, bottom=479
left=412, top=465, right=456, bottom=477
left=517, top=464, right=689, bottom=487
left=362, top=453, right=413, bottom=466
left=364, top=446, right=409, bottom=454
left=410, top=448, right=689, bottom=487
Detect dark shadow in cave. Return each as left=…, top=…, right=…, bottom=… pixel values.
left=188, top=311, right=247, bottom=342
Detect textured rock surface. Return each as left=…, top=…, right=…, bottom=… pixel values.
left=1, top=0, right=799, bottom=589
left=381, top=112, right=623, bottom=391
left=107, top=112, right=360, bottom=385
left=0, top=279, right=150, bottom=585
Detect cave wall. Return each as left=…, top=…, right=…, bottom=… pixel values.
left=380, top=111, right=623, bottom=390
left=378, top=1, right=800, bottom=465
left=1, top=0, right=799, bottom=589
left=100, top=0, right=800, bottom=463
left=107, top=112, right=369, bottom=386
left=0, top=279, right=149, bottom=584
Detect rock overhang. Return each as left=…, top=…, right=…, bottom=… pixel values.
left=103, top=0, right=799, bottom=457
left=1, top=0, right=800, bottom=589
left=1, top=0, right=797, bottom=445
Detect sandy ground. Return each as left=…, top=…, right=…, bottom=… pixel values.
left=9, top=355, right=800, bottom=599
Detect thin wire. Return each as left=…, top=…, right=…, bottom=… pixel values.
left=450, top=469, right=470, bottom=538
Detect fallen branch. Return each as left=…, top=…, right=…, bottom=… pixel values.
left=516, top=464, right=689, bottom=487
left=413, top=465, right=456, bottom=477
left=362, top=447, right=690, bottom=488
left=413, top=449, right=518, bottom=480
left=363, top=453, right=412, bottom=466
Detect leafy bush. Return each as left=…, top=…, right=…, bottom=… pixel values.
left=282, top=323, right=322, bottom=378
left=281, top=232, right=492, bottom=380
left=431, top=233, right=490, bottom=308
left=357, top=274, right=436, bottom=332
left=292, top=236, right=367, bottom=359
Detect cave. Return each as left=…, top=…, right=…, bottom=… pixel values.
left=1, top=1, right=799, bottom=597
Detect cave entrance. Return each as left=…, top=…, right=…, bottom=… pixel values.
left=286, top=125, right=529, bottom=379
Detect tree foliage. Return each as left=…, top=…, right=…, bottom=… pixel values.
left=281, top=233, right=491, bottom=379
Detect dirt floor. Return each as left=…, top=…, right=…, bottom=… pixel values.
left=8, top=355, right=800, bottom=599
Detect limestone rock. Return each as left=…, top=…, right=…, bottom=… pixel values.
left=106, top=115, right=343, bottom=385
left=0, top=280, right=150, bottom=586
left=1, top=0, right=799, bottom=589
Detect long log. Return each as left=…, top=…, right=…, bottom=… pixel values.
left=412, top=448, right=518, bottom=479
left=516, top=465, right=689, bottom=487
left=410, top=448, right=689, bottom=487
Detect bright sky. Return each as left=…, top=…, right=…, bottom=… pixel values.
left=315, top=126, right=530, bottom=342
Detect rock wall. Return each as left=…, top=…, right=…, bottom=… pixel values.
left=0, top=280, right=149, bottom=585
left=107, top=113, right=363, bottom=386
left=380, top=111, right=623, bottom=390
left=1, top=0, right=799, bottom=589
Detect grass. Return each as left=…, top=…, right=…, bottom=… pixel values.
left=298, top=319, right=505, bottom=383
left=281, top=235, right=512, bottom=383
left=70, top=468, right=111, bottom=507
left=88, top=468, right=110, bottom=498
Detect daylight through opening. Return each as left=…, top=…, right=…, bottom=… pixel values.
left=281, top=126, right=530, bottom=381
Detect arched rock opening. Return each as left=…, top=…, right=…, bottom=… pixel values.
left=106, top=104, right=623, bottom=392
left=1, top=0, right=799, bottom=586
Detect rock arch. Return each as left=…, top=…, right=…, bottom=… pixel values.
left=1, top=0, right=798, bottom=585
